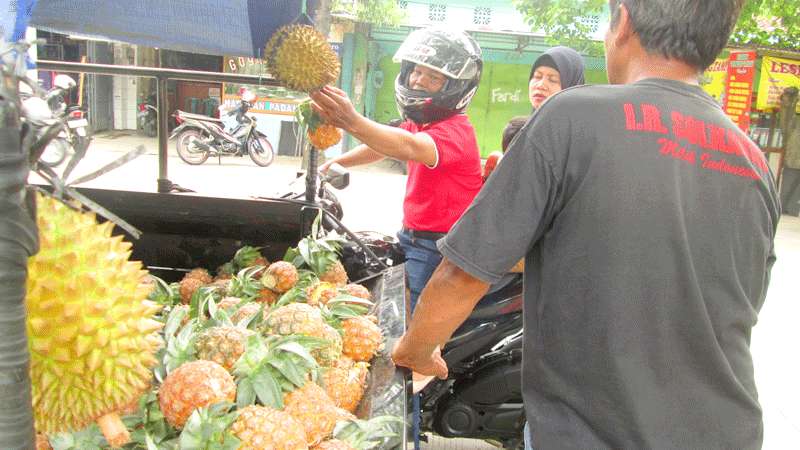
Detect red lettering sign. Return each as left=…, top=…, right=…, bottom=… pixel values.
left=723, top=51, right=757, bottom=131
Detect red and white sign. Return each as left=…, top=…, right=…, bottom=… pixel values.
left=723, top=51, right=757, bottom=131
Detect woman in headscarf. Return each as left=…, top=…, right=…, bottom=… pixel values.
left=528, top=46, right=585, bottom=109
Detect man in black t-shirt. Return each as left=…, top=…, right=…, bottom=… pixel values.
left=392, top=1, right=780, bottom=449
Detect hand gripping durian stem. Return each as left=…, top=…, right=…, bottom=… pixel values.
left=0, top=96, right=38, bottom=447
left=97, top=412, right=130, bottom=448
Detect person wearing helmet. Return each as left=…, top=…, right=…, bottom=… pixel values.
left=313, top=26, right=483, bottom=312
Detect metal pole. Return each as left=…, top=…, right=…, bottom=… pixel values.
left=305, top=145, right=318, bottom=203
left=156, top=76, right=170, bottom=193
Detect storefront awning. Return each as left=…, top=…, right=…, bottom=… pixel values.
left=29, top=0, right=304, bottom=57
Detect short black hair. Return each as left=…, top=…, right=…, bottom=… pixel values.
left=502, top=116, right=529, bottom=153
left=608, top=0, right=745, bottom=71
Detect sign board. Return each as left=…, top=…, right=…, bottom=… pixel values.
left=701, top=58, right=728, bottom=104
left=723, top=51, right=757, bottom=131
left=222, top=56, right=305, bottom=116
left=756, top=55, right=800, bottom=113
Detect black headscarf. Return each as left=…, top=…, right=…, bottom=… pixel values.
left=529, top=46, right=585, bottom=90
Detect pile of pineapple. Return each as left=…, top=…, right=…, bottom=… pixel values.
left=31, top=197, right=400, bottom=450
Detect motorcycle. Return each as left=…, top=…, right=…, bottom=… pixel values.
left=417, top=274, right=525, bottom=448
left=169, top=89, right=275, bottom=167
left=23, top=74, right=89, bottom=168
left=137, top=93, right=157, bottom=137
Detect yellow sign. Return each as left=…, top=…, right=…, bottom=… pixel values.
left=756, top=56, right=800, bottom=113
left=701, top=58, right=728, bottom=104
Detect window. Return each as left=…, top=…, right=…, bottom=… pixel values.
left=473, top=7, right=491, bottom=25
left=429, top=3, right=446, bottom=22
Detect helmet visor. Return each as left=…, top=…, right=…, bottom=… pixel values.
left=392, top=28, right=479, bottom=80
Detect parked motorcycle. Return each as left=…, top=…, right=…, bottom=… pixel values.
left=137, top=93, right=157, bottom=137
left=170, top=89, right=275, bottom=167
left=23, top=74, right=89, bottom=168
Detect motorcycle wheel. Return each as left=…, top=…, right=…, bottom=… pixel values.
left=247, top=134, right=275, bottom=167
left=39, top=138, right=69, bottom=167
left=176, top=129, right=210, bottom=165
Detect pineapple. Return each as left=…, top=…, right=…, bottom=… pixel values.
left=35, top=434, right=52, bottom=450
left=312, top=440, right=355, bottom=450
left=179, top=277, right=205, bottom=304
left=284, top=382, right=343, bottom=445
left=231, top=302, right=263, bottom=325
left=319, top=260, right=348, bottom=287
left=158, top=360, right=236, bottom=428
left=341, top=316, right=382, bottom=362
left=265, top=303, right=327, bottom=337
left=264, top=303, right=342, bottom=366
left=307, top=282, right=339, bottom=306
left=195, top=326, right=255, bottom=371
left=321, top=361, right=369, bottom=413
left=343, top=284, right=370, bottom=301
left=185, top=268, right=213, bottom=284
left=297, top=100, right=342, bottom=150
left=230, top=405, right=308, bottom=450
left=218, top=246, right=269, bottom=279
left=308, top=123, right=343, bottom=150
left=262, top=261, right=299, bottom=293
left=218, top=296, right=243, bottom=311
left=209, top=278, right=232, bottom=296
left=285, top=226, right=349, bottom=287
left=257, top=287, right=280, bottom=305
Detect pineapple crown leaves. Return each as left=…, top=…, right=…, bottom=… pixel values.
left=233, top=334, right=324, bottom=409
left=273, top=270, right=318, bottom=308
left=332, top=416, right=406, bottom=450
left=320, top=299, right=371, bottom=329
left=178, top=402, right=241, bottom=450
left=148, top=275, right=180, bottom=306
left=232, top=245, right=264, bottom=269
left=47, top=424, right=107, bottom=450
left=228, top=266, right=264, bottom=301
left=286, top=215, right=346, bottom=276
left=190, top=286, right=223, bottom=321
left=124, top=390, right=180, bottom=450
left=160, top=318, right=200, bottom=379
left=295, top=99, right=324, bottom=132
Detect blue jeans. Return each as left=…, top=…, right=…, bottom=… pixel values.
left=397, top=228, right=444, bottom=311
left=397, top=228, right=444, bottom=450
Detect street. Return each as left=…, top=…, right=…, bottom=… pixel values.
left=35, top=131, right=800, bottom=449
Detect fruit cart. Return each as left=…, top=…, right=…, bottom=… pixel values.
left=0, top=3, right=412, bottom=444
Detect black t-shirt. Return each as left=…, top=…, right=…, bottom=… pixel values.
left=439, top=79, right=780, bottom=449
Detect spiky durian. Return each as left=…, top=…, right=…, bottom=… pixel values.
left=26, top=193, right=163, bottom=447
left=266, top=24, right=341, bottom=92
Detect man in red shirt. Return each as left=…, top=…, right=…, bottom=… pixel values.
left=313, top=26, right=483, bottom=311
left=312, top=26, right=483, bottom=449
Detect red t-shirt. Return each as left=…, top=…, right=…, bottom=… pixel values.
left=400, top=114, right=482, bottom=233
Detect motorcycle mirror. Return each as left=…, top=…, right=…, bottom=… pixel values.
left=53, top=74, right=77, bottom=90
left=325, top=163, right=350, bottom=190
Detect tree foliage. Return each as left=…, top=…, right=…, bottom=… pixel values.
left=331, top=0, right=406, bottom=27
left=513, top=0, right=800, bottom=55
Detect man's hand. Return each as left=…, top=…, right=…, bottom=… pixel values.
left=309, top=86, right=362, bottom=134
left=391, top=337, right=448, bottom=380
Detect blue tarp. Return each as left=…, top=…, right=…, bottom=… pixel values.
left=28, top=0, right=304, bottom=57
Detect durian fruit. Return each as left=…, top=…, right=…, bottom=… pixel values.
left=26, top=193, right=163, bottom=447
left=266, top=24, right=341, bottom=92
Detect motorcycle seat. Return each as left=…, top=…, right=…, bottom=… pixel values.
left=176, top=110, right=223, bottom=122
left=467, top=273, right=523, bottom=320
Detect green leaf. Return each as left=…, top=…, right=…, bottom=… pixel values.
left=252, top=369, right=284, bottom=408
left=276, top=341, right=321, bottom=366
left=236, top=378, right=256, bottom=408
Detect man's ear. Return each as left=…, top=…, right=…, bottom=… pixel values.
left=610, top=2, right=635, bottom=47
